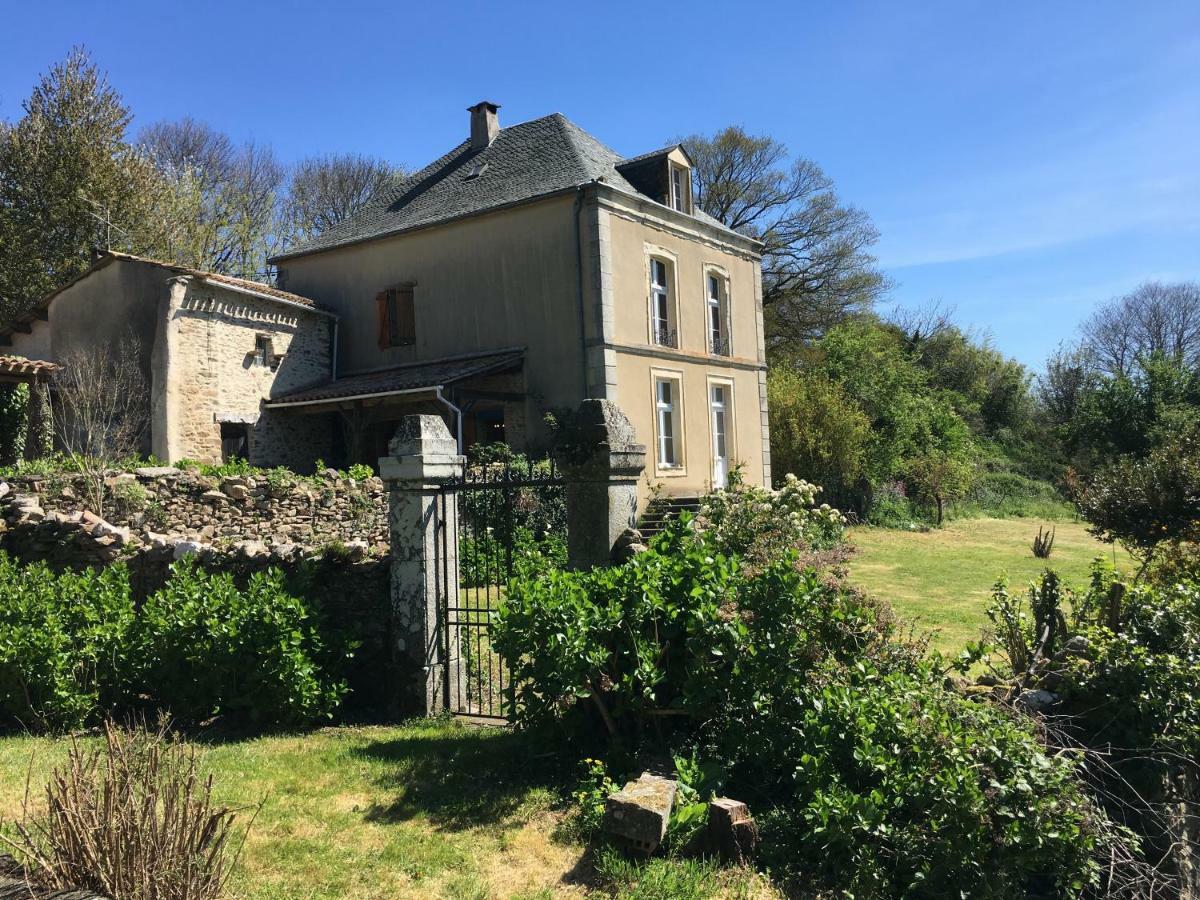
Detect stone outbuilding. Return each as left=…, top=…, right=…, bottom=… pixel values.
left=1, top=252, right=336, bottom=470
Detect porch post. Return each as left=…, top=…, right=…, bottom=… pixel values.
left=556, top=399, right=647, bottom=570
left=379, top=414, right=464, bottom=716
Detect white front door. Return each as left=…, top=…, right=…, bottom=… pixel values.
left=710, top=384, right=729, bottom=489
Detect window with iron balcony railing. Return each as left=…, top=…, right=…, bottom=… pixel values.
left=653, top=325, right=679, bottom=349
left=709, top=335, right=731, bottom=357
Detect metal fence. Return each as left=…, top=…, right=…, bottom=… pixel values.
left=435, top=456, right=564, bottom=721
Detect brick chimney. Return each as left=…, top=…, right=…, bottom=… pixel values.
left=468, top=101, right=500, bottom=150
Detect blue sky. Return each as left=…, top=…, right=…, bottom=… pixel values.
left=2, top=0, right=1197, bottom=369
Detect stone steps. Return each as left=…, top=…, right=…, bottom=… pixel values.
left=638, top=497, right=702, bottom=540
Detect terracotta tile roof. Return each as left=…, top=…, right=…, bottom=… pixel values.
left=0, top=355, right=59, bottom=379
left=0, top=252, right=327, bottom=339
left=267, top=349, right=524, bottom=407
left=103, top=252, right=321, bottom=308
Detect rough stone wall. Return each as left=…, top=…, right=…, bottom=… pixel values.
left=171, top=281, right=332, bottom=468
left=0, top=467, right=387, bottom=552
left=0, top=482, right=394, bottom=713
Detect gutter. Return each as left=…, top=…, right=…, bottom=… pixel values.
left=435, top=387, right=464, bottom=454
left=266, top=385, right=437, bottom=409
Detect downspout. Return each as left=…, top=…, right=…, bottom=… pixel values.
left=573, top=183, right=592, bottom=399
left=330, top=318, right=339, bottom=380
left=435, top=386, right=463, bottom=454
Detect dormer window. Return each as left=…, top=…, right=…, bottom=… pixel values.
left=669, top=163, right=691, bottom=213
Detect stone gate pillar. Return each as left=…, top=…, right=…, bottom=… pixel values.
left=556, top=399, right=646, bottom=570
left=379, top=414, right=464, bottom=715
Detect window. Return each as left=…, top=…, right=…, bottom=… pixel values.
left=220, top=423, right=249, bottom=463
left=252, top=334, right=275, bottom=368
left=669, top=163, right=690, bottom=213
left=706, top=274, right=730, bottom=356
left=709, top=382, right=732, bottom=489
left=649, top=258, right=677, bottom=348
left=377, top=285, right=416, bottom=349
left=654, top=376, right=682, bottom=468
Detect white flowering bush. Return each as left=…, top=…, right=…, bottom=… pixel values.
left=697, top=469, right=847, bottom=564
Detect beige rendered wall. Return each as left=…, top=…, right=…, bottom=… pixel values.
left=277, top=194, right=588, bottom=448
left=157, top=279, right=333, bottom=469
left=599, top=197, right=769, bottom=501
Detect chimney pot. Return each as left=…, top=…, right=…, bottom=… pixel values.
left=468, top=101, right=501, bottom=150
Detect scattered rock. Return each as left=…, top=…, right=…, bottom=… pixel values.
left=707, top=798, right=759, bottom=864
left=0, top=482, right=9, bottom=500
left=200, top=490, right=227, bottom=504
left=1016, top=688, right=1059, bottom=713
left=604, top=773, right=677, bottom=855
left=613, top=528, right=648, bottom=562
left=346, top=539, right=369, bottom=562
left=1064, top=635, right=1091, bottom=657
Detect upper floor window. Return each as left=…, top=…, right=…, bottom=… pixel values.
left=706, top=274, right=730, bottom=356
left=669, top=163, right=691, bottom=213
left=377, top=284, right=416, bottom=349
left=649, top=258, right=678, bottom=349
left=252, top=334, right=274, bottom=368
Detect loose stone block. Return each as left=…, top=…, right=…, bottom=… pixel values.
left=708, top=797, right=759, bottom=863
left=604, top=773, right=677, bottom=855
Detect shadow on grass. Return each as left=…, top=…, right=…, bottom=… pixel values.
left=353, top=720, right=570, bottom=831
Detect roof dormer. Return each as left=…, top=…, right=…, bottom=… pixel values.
left=616, top=144, right=694, bottom=214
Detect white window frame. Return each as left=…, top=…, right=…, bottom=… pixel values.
left=669, top=162, right=690, bottom=213
left=646, top=249, right=679, bottom=349
left=704, top=267, right=732, bottom=356
left=707, top=376, right=736, bottom=489
left=652, top=370, right=686, bottom=475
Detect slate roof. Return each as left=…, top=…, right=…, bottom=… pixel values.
left=267, top=348, right=524, bottom=406
left=272, top=114, right=747, bottom=261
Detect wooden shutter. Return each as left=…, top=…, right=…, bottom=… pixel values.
left=375, top=291, right=389, bottom=349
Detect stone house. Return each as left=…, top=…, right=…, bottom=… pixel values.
left=1, top=253, right=335, bottom=470
left=3, top=102, right=771, bottom=500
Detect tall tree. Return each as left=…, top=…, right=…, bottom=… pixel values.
left=681, top=126, right=888, bottom=348
left=139, top=118, right=285, bottom=278
left=1080, top=281, right=1200, bottom=377
left=281, top=153, right=403, bottom=247
left=0, top=47, right=165, bottom=321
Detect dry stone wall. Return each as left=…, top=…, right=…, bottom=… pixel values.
left=0, top=466, right=387, bottom=558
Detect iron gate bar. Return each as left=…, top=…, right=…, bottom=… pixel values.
left=437, top=456, right=563, bottom=721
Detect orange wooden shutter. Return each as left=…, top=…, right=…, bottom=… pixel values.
left=375, top=291, right=389, bottom=349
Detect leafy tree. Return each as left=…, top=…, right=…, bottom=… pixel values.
left=0, top=47, right=168, bottom=320
left=139, top=117, right=285, bottom=277
left=1038, top=343, right=1098, bottom=428
left=906, top=449, right=975, bottom=525
left=1068, top=354, right=1200, bottom=466
left=766, top=368, right=870, bottom=500
left=1076, top=427, right=1200, bottom=573
left=281, top=153, right=404, bottom=247
left=681, top=127, right=887, bottom=348
left=1081, top=281, right=1200, bottom=377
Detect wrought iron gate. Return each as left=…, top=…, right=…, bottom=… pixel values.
left=435, top=457, right=564, bottom=721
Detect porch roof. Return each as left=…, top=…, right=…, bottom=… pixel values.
left=0, top=355, right=59, bottom=383
left=265, top=348, right=524, bottom=409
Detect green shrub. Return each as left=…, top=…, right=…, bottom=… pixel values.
left=0, top=382, right=29, bottom=465
left=750, top=665, right=1103, bottom=897
left=0, top=554, right=135, bottom=730
left=132, top=561, right=347, bottom=726
left=495, top=525, right=1111, bottom=897
left=696, top=468, right=846, bottom=563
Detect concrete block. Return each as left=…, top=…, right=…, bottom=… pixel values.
left=604, top=774, right=677, bottom=855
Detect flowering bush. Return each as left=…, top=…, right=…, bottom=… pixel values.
left=697, top=468, right=846, bottom=564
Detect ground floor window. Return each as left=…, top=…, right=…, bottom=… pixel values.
left=654, top=376, right=682, bottom=469
left=709, top=381, right=733, bottom=489
left=220, top=422, right=249, bottom=462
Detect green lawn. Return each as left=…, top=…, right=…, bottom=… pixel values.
left=0, top=719, right=776, bottom=899
left=847, top=517, right=1132, bottom=654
